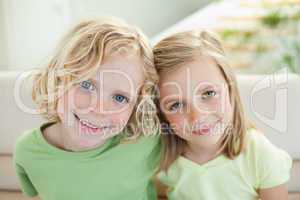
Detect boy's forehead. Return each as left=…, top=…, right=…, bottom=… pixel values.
left=98, top=53, right=145, bottom=83
left=92, top=66, right=143, bottom=86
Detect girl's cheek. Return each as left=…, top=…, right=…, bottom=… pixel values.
left=206, top=97, right=222, bottom=113
left=223, top=97, right=233, bottom=124
left=203, top=92, right=230, bottom=116
left=167, top=114, right=185, bottom=133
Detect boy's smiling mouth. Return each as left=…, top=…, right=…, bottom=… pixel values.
left=72, top=112, right=112, bottom=135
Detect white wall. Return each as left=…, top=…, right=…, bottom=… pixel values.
left=0, top=0, right=210, bottom=70
left=0, top=1, right=8, bottom=69
left=69, top=0, right=210, bottom=36
left=0, top=0, right=72, bottom=70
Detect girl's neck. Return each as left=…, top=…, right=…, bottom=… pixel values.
left=184, top=141, right=223, bottom=165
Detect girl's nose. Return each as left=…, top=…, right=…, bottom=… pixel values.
left=189, top=105, right=202, bottom=123
left=189, top=104, right=211, bottom=124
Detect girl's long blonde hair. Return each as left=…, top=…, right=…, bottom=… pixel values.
left=153, top=30, right=248, bottom=171
left=32, top=17, right=160, bottom=139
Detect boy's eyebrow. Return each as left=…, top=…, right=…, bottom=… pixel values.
left=114, top=90, right=132, bottom=98
left=89, top=78, right=133, bottom=98
left=89, top=78, right=99, bottom=84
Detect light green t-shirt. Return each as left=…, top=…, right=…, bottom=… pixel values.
left=14, top=122, right=161, bottom=200
left=158, top=129, right=292, bottom=200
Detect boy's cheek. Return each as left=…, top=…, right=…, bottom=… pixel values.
left=56, top=95, right=67, bottom=119
left=111, top=111, right=132, bottom=128
left=73, top=88, right=93, bottom=110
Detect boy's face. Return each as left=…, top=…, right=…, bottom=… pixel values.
left=56, top=52, right=145, bottom=150
left=158, top=56, right=233, bottom=148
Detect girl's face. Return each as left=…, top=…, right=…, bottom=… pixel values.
left=159, top=56, right=233, bottom=148
left=56, top=52, right=145, bottom=150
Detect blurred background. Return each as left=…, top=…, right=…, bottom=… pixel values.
left=0, top=0, right=210, bottom=70
left=0, top=0, right=300, bottom=199
left=1, top=0, right=299, bottom=74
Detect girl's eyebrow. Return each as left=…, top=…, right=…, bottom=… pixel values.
left=194, top=84, right=220, bottom=94
left=163, top=98, right=182, bottom=106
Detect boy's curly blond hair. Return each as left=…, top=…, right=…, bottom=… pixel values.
left=32, top=17, right=160, bottom=139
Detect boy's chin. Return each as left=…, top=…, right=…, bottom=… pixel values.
left=76, top=138, right=106, bottom=150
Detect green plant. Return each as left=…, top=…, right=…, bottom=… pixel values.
left=261, top=10, right=288, bottom=28
left=281, top=39, right=300, bottom=73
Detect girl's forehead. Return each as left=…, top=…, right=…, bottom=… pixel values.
left=159, top=58, right=227, bottom=92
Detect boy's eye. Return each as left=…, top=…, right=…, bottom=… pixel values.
left=113, top=94, right=129, bottom=104
left=201, top=90, right=216, bottom=100
left=169, top=102, right=183, bottom=111
left=80, top=80, right=96, bottom=91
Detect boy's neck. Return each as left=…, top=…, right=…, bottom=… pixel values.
left=42, top=122, right=66, bottom=150
left=42, top=122, right=106, bottom=152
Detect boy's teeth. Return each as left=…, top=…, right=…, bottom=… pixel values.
left=79, top=119, right=98, bottom=129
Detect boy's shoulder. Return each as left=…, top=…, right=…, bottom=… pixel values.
left=14, top=126, right=41, bottom=160
left=16, top=127, right=39, bottom=148
left=119, top=133, right=161, bottom=153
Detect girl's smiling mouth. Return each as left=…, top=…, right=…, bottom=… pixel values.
left=191, top=120, right=221, bottom=136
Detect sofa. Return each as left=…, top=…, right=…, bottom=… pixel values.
left=0, top=70, right=300, bottom=199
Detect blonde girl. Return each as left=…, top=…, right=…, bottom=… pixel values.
left=153, top=30, right=292, bottom=200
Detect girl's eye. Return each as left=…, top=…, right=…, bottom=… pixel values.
left=169, top=102, right=183, bottom=111
left=201, top=90, right=216, bottom=100
left=113, top=94, right=129, bottom=104
left=79, top=80, right=96, bottom=91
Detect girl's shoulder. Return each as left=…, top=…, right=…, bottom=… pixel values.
left=243, top=128, right=292, bottom=189
left=244, top=128, right=289, bottom=157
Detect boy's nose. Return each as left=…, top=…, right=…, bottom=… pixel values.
left=88, top=99, right=107, bottom=114
left=92, top=100, right=122, bottom=115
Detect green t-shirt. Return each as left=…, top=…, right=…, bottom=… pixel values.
left=158, top=129, right=292, bottom=200
left=14, top=122, right=161, bottom=200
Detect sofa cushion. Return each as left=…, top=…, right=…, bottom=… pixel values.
left=237, top=74, right=300, bottom=159
left=0, top=155, right=20, bottom=190
left=0, top=70, right=43, bottom=154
